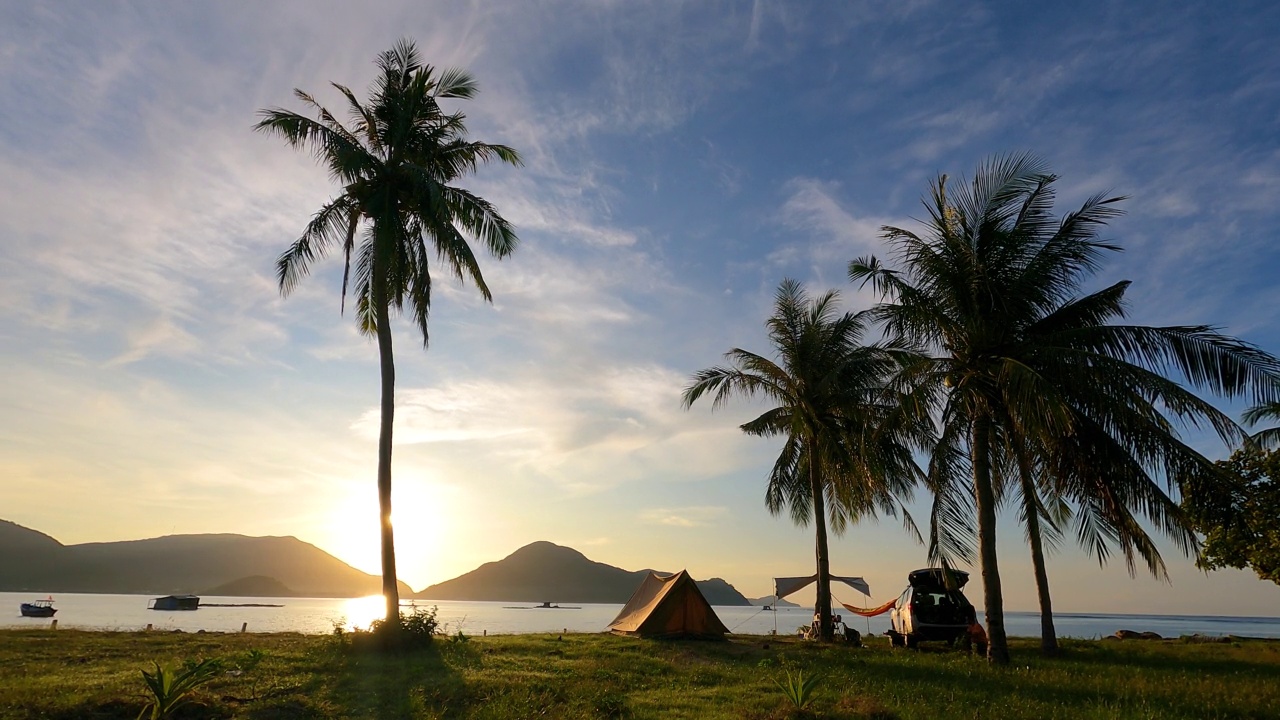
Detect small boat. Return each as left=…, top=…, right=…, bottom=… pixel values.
left=20, top=599, right=57, bottom=617
left=148, top=595, right=200, bottom=611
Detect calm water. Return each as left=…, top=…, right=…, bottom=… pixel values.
left=4, top=592, right=1278, bottom=639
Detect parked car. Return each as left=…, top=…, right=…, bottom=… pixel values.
left=887, top=568, right=973, bottom=648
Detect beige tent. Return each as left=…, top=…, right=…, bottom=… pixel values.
left=607, top=570, right=729, bottom=639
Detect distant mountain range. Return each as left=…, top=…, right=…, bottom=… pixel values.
left=415, top=541, right=751, bottom=605
left=0, top=520, right=751, bottom=605
left=0, top=519, right=407, bottom=597
left=749, top=596, right=800, bottom=608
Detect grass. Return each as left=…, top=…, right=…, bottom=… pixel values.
left=0, top=629, right=1278, bottom=719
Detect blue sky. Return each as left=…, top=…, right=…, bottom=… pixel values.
left=3, top=1, right=1280, bottom=615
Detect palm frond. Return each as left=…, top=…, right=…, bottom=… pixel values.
left=276, top=195, right=359, bottom=296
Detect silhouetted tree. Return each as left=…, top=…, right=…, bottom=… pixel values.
left=1181, top=446, right=1280, bottom=585
left=683, top=280, right=924, bottom=641
left=851, top=153, right=1280, bottom=662
left=256, top=40, right=521, bottom=627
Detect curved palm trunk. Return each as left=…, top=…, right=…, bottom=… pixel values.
left=808, top=438, right=834, bottom=641
left=374, top=286, right=401, bottom=628
left=1017, top=464, right=1059, bottom=656
left=971, top=414, right=1009, bottom=663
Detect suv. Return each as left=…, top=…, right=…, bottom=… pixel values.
left=888, top=568, right=974, bottom=648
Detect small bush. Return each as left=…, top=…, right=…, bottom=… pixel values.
left=398, top=605, right=441, bottom=646
left=340, top=605, right=441, bottom=652
left=775, top=668, right=822, bottom=711
left=137, top=657, right=222, bottom=719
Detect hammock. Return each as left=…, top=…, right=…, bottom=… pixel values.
left=840, top=598, right=896, bottom=618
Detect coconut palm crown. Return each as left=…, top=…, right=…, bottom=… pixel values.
left=850, top=153, right=1280, bottom=662
left=255, top=39, right=521, bottom=626
left=1243, top=400, right=1280, bottom=449
left=683, top=279, right=926, bottom=641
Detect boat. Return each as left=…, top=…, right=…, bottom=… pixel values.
left=20, top=599, right=57, bottom=618
left=148, top=594, right=200, bottom=611
left=502, top=601, right=583, bottom=610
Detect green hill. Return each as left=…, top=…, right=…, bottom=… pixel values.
left=0, top=519, right=410, bottom=598
left=415, top=541, right=751, bottom=605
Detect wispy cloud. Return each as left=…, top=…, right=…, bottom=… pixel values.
left=639, top=506, right=729, bottom=528
left=349, top=363, right=765, bottom=496
left=5, top=1, right=1280, bottom=610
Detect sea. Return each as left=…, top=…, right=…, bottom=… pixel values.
left=4, top=592, right=1279, bottom=639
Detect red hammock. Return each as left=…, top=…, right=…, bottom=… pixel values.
left=840, top=598, right=896, bottom=617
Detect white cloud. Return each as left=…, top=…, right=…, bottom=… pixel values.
left=5, top=0, right=1280, bottom=612
left=108, top=315, right=203, bottom=366
left=349, top=362, right=768, bottom=496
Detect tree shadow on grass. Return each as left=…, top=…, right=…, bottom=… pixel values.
left=1060, top=639, right=1280, bottom=678
left=315, top=641, right=469, bottom=720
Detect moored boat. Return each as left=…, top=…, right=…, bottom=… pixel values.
left=20, top=599, right=57, bottom=617
left=148, top=594, right=200, bottom=611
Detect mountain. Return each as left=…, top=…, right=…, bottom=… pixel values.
left=0, top=519, right=410, bottom=598
left=203, top=575, right=297, bottom=597
left=0, top=521, right=63, bottom=580
left=749, top=596, right=800, bottom=608
left=415, top=541, right=750, bottom=605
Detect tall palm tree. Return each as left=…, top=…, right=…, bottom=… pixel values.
left=255, top=40, right=521, bottom=627
left=682, top=279, right=925, bottom=641
left=852, top=153, right=1280, bottom=662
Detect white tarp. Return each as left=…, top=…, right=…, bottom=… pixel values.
left=774, top=574, right=871, bottom=599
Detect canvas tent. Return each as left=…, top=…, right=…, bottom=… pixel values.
left=607, top=570, right=729, bottom=639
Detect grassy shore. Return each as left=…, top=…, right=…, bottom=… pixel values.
left=1, top=629, right=1277, bottom=719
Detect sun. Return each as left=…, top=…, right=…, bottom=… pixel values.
left=319, top=473, right=459, bottom=591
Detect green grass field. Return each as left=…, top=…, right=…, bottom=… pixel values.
left=1, top=629, right=1277, bottom=719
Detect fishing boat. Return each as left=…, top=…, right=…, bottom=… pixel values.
left=20, top=599, right=56, bottom=617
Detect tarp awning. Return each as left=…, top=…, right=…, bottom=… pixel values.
left=774, top=574, right=871, bottom=599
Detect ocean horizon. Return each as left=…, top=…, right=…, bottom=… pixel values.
left=5, top=592, right=1279, bottom=640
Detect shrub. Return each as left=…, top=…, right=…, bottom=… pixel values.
left=344, top=605, right=441, bottom=652
left=774, top=668, right=822, bottom=711
left=137, top=657, right=222, bottom=719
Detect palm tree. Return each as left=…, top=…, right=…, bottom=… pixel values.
left=682, top=279, right=924, bottom=641
left=851, top=153, right=1280, bottom=662
left=255, top=40, right=521, bottom=627
left=1243, top=400, right=1280, bottom=449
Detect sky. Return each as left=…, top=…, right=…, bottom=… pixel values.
left=3, top=1, right=1280, bottom=616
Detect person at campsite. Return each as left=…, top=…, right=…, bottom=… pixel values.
left=964, top=607, right=988, bottom=656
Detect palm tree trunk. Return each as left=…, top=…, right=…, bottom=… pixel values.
left=971, top=414, right=1009, bottom=663
left=374, top=284, right=401, bottom=628
left=808, top=438, right=833, bottom=641
left=1017, top=463, right=1059, bottom=656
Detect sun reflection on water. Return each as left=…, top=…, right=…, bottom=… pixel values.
left=338, top=595, right=386, bottom=631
